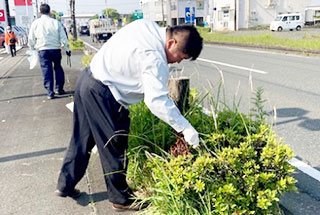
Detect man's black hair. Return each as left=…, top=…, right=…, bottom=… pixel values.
left=167, top=25, right=203, bottom=61
left=40, top=3, right=50, bottom=15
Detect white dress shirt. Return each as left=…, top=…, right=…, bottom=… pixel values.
left=28, top=15, right=69, bottom=51
left=90, top=19, right=190, bottom=132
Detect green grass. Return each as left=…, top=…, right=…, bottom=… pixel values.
left=82, top=55, right=93, bottom=68
left=69, top=39, right=85, bottom=51
left=197, top=27, right=320, bottom=51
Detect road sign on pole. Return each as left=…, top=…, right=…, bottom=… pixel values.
left=133, top=10, right=143, bottom=20
left=185, top=7, right=195, bottom=24
left=0, top=9, right=5, bottom=22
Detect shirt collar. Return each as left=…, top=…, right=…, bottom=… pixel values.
left=41, top=14, right=50, bottom=18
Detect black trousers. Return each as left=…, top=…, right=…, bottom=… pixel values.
left=9, top=44, right=16, bottom=57
left=57, top=67, right=132, bottom=204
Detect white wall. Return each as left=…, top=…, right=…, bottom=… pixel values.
left=213, top=0, right=236, bottom=31
left=239, top=0, right=311, bottom=28
left=213, top=0, right=313, bottom=31
left=142, top=0, right=208, bottom=24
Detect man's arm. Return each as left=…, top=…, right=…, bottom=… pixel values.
left=28, top=23, right=36, bottom=49
left=58, top=22, right=70, bottom=52
left=141, top=51, right=199, bottom=148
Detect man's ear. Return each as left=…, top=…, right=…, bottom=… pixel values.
left=166, top=38, right=176, bottom=50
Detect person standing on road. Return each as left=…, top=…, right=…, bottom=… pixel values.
left=28, top=3, right=71, bottom=100
left=55, top=19, right=203, bottom=211
left=5, top=26, right=17, bottom=57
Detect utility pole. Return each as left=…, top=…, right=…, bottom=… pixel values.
left=161, top=0, right=164, bottom=25
left=35, top=0, right=39, bottom=18
left=105, top=0, right=109, bottom=21
left=70, top=0, right=77, bottom=40
left=167, top=0, right=171, bottom=26
left=177, top=0, right=179, bottom=25
left=4, top=0, right=11, bottom=26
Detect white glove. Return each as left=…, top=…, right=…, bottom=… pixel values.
left=182, top=124, right=199, bottom=149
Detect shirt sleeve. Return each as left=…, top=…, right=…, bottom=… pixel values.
left=28, top=23, right=36, bottom=49
left=140, top=50, right=190, bottom=132
left=58, top=22, right=69, bottom=52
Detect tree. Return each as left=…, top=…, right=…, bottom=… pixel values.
left=102, top=8, right=120, bottom=21
left=90, top=14, right=99, bottom=20
left=127, top=14, right=134, bottom=23
left=50, top=10, right=62, bottom=20
left=70, top=0, right=77, bottom=40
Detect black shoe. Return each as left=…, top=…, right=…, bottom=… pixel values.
left=112, top=200, right=148, bottom=211
left=47, top=95, right=55, bottom=100
left=55, top=90, right=65, bottom=95
left=55, top=189, right=81, bottom=198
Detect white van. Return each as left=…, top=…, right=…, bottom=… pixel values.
left=270, top=13, right=304, bottom=31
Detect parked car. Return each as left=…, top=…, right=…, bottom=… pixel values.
left=270, top=13, right=304, bottom=31
left=0, top=27, right=5, bottom=47
left=78, top=25, right=89, bottom=35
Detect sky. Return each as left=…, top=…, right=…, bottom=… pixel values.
left=9, top=0, right=142, bottom=15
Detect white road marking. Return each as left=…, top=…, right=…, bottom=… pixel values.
left=289, top=158, right=320, bottom=182
left=82, top=41, right=99, bottom=52
left=197, top=57, right=268, bottom=74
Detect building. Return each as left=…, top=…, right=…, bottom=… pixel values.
left=141, top=0, right=208, bottom=26
left=209, top=0, right=314, bottom=31
left=141, top=0, right=317, bottom=31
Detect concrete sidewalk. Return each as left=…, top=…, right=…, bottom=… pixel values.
left=0, top=48, right=132, bottom=215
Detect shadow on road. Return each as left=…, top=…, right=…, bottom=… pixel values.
left=272, top=107, right=320, bottom=131
left=0, top=147, right=66, bottom=163
left=0, top=91, right=75, bottom=102
left=76, top=191, right=109, bottom=207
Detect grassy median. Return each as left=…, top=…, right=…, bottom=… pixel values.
left=197, top=27, right=320, bottom=52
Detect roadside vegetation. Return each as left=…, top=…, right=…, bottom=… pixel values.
left=126, top=83, right=296, bottom=214
left=82, top=55, right=93, bottom=67
left=69, top=37, right=85, bottom=51
left=82, top=47, right=297, bottom=214
left=197, top=26, right=320, bottom=52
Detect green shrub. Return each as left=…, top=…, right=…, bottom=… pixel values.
left=127, top=88, right=296, bottom=215
left=69, top=39, right=85, bottom=51
left=82, top=55, right=93, bottom=68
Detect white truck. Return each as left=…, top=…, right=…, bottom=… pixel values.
left=89, top=18, right=117, bottom=43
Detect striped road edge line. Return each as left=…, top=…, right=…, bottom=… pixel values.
left=289, top=158, right=320, bottom=182
left=82, top=41, right=99, bottom=52
left=197, top=57, right=268, bottom=74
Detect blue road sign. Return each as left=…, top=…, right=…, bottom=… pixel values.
left=185, top=7, right=195, bottom=24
